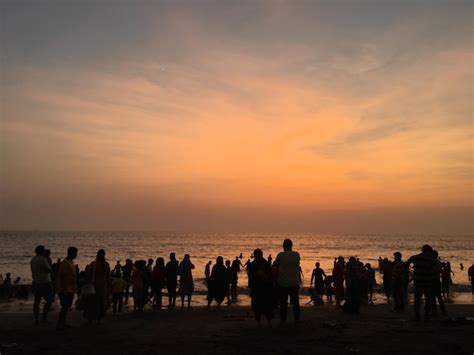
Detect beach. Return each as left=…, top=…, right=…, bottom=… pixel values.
left=1, top=302, right=473, bottom=354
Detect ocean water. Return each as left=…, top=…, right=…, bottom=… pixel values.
left=1, top=231, right=473, bottom=299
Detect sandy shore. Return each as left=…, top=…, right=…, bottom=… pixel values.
left=0, top=302, right=473, bottom=355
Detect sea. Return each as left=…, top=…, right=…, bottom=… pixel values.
left=1, top=231, right=473, bottom=305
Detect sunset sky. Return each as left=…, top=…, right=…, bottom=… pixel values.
left=1, top=0, right=473, bottom=233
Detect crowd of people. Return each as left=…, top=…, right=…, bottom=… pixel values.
left=4, top=240, right=472, bottom=330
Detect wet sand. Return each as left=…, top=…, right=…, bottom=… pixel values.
left=0, top=303, right=473, bottom=355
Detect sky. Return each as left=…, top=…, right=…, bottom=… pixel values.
left=1, top=0, right=473, bottom=233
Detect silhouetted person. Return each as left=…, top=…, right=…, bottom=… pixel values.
left=143, top=258, right=154, bottom=303
left=112, top=260, right=122, bottom=276
left=310, top=262, right=326, bottom=298
left=460, top=263, right=464, bottom=271
left=273, top=239, right=301, bottom=324
left=3, top=273, right=12, bottom=300
left=333, top=256, right=345, bottom=307
left=406, top=245, right=436, bottom=321
left=268, top=254, right=273, bottom=267
left=391, top=252, right=405, bottom=312
left=56, top=246, right=78, bottom=331
left=204, top=260, right=212, bottom=284
left=165, top=253, right=179, bottom=307
left=469, top=264, right=474, bottom=293
left=207, top=256, right=227, bottom=308
left=232, top=257, right=243, bottom=273
left=51, top=258, right=61, bottom=300
left=131, top=260, right=146, bottom=313
left=225, top=260, right=233, bottom=304
left=365, top=263, right=375, bottom=304
left=249, top=248, right=274, bottom=324
left=152, top=257, right=166, bottom=309
left=441, top=261, right=454, bottom=298
left=324, top=275, right=334, bottom=301
left=381, top=257, right=393, bottom=303
left=122, top=259, right=133, bottom=302
left=111, top=271, right=127, bottom=313
left=84, top=249, right=111, bottom=324
left=178, top=254, right=195, bottom=308
left=431, top=250, right=446, bottom=317
left=31, top=245, right=53, bottom=325
left=229, top=260, right=238, bottom=302
left=343, top=256, right=363, bottom=313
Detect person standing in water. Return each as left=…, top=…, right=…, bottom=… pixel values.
left=204, top=260, right=212, bottom=284
left=273, top=239, right=301, bottom=324
left=207, top=256, right=227, bottom=308
left=468, top=263, right=474, bottom=293
left=31, top=245, right=53, bottom=325
left=310, top=262, right=326, bottom=298
left=56, top=247, right=78, bottom=331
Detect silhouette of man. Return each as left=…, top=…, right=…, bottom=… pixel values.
left=30, top=245, right=53, bottom=324
left=406, top=245, right=436, bottom=321
left=56, top=246, right=78, bottom=330
left=165, top=253, right=179, bottom=307
left=273, top=239, right=301, bottom=324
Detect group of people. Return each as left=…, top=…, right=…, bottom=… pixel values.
left=25, top=240, right=474, bottom=330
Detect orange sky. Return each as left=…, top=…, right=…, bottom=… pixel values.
left=1, top=1, right=473, bottom=232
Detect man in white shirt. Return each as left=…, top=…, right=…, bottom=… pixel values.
left=30, top=245, right=53, bottom=324
left=273, top=239, right=301, bottom=323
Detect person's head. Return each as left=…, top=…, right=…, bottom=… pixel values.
left=283, top=239, right=293, bottom=251
left=349, top=256, right=356, bottom=264
left=6, top=273, right=11, bottom=277
left=337, top=256, right=344, bottom=262
left=67, top=247, right=78, bottom=260
left=394, top=252, right=402, bottom=261
left=365, top=263, right=371, bottom=269
left=422, top=244, right=432, bottom=254
left=96, top=249, right=105, bottom=261
left=316, top=262, right=320, bottom=268
left=147, top=258, right=153, bottom=266
left=170, top=253, right=176, bottom=261
left=45, top=249, right=51, bottom=257
left=184, top=254, right=190, bottom=261
left=253, top=248, right=263, bottom=260
left=35, top=245, right=45, bottom=255
left=116, top=260, right=121, bottom=265
left=432, top=250, right=439, bottom=258
left=156, top=257, right=164, bottom=267
left=208, top=260, right=212, bottom=265
left=446, top=261, right=451, bottom=266
left=225, top=259, right=231, bottom=267
left=216, top=256, right=224, bottom=265
left=56, top=258, right=61, bottom=263
left=126, top=258, right=132, bottom=265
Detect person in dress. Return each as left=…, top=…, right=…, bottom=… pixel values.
left=207, top=256, right=227, bottom=308
left=30, top=245, right=53, bottom=324
left=333, top=256, right=345, bottom=307
left=248, top=248, right=275, bottom=324
left=178, top=254, right=195, bottom=309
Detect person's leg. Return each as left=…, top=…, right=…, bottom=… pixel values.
left=157, top=288, right=162, bottom=309
left=33, top=288, right=41, bottom=324
left=42, top=285, right=53, bottom=322
left=113, top=293, right=118, bottom=313
left=181, top=294, right=185, bottom=308
left=187, top=293, right=192, bottom=308
left=279, top=287, right=289, bottom=323
left=413, top=283, right=422, bottom=320
left=289, top=287, right=300, bottom=321
left=423, top=285, right=431, bottom=320
left=118, top=293, right=123, bottom=312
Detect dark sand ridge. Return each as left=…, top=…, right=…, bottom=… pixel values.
left=1, top=304, right=473, bottom=354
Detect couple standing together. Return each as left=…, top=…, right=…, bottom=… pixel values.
left=251, top=239, right=301, bottom=324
